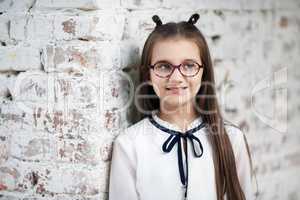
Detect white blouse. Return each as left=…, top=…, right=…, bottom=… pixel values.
left=109, top=111, right=255, bottom=200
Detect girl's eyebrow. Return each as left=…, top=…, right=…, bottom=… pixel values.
left=184, top=58, right=200, bottom=63
left=153, top=59, right=172, bottom=64
left=153, top=58, right=200, bottom=64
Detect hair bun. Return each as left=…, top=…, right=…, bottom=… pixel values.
left=188, top=13, right=200, bottom=25
left=152, top=15, right=162, bottom=26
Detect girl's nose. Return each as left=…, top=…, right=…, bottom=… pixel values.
left=168, top=66, right=184, bottom=81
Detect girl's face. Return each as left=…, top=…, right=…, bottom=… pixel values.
left=149, top=38, right=204, bottom=110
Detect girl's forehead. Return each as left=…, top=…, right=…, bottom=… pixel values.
left=151, top=38, right=201, bottom=62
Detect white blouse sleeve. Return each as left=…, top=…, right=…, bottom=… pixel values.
left=231, top=127, right=256, bottom=200
left=109, top=133, right=139, bottom=200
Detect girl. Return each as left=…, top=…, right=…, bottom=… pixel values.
left=109, top=13, right=256, bottom=200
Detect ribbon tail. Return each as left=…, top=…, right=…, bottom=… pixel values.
left=177, top=137, right=186, bottom=185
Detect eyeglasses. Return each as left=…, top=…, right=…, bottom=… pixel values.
left=149, top=60, right=203, bottom=78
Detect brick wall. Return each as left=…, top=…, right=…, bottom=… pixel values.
left=0, top=0, right=299, bottom=199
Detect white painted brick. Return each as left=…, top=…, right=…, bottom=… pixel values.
left=0, top=101, right=28, bottom=132
left=44, top=164, right=107, bottom=195
left=52, top=71, right=101, bottom=111
left=121, top=0, right=163, bottom=9
left=0, top=46, right=41, bottom=71
left=9, top=130, right=55, bottom=162
left=240, top=0, right=274, bottom=10
left=8, top=129, right=106, bottom=165
left=274, top=0, right=300, bottom=10
left=210, top=33, right=263, bottom=60
left=0, top=133, right=10, bottom=165
left=0, top=0, right=12, bottom=13
left=7, top=71, right=128, bottom=134
left=49, top=194, right=107, bottom=200
left=21, top=106, right=102, bottom=137
left=163, top=0, right=242, bottom=10
left=55, top=136, right=107, bottom=165
left=0, top=0, right=36, bottom=13
left=123, top=10, right=180, bottom=42
left=185, top=11, right=226, bottom=36
left=208, top=11, right=273, bottom=60
left=35, top=0, right=120, bottom=10
left=0, top=15, right=10, bottom=42
left=9, top=14, right=28, bottom=41
left=10, top=71, right=55, bottom=115
left=264, top=11, right=300, bottom=67
left=122, top=0, right=273, bottom=10
left=8, top=0, right=36, bottom=12
left=0, top=74, right=9, bottom=98
left=51, top=71, right=130, bottom=117
left=101, top=70, right=134, bottom=111
left=26, top=14, right=54, bottom=42
left=53, top=11, right=125, bottom=41
left=0, top=194, right=20, bottom=200
left=0, top=160, right=107, bottom=195
left=0, top=73, right=16, bottom=100
left=41, top=41, right=121, bottom=72
left=11, top=13, right=54, bottom=43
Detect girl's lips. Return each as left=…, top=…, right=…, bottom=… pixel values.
left=165, top=87, right=188, bottom=94
left=166, top=86, right=188, bottom=90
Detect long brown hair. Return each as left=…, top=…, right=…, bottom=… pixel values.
left=135, top=14, right=254, bottom=200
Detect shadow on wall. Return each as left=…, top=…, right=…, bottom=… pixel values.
left=121, top=47, right=143, bottom=126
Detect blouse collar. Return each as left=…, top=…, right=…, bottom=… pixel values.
left=150, top=110, right=204, bottom=133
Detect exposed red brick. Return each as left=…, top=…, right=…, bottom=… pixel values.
left=111, top=87, right=119, bottom=97
left=53, top=111, right=64, bottom=130
left=100, top=141, right=113, bottom=162
left=0, top=183, right=7, bottom=191
left=104, top=109, right=118, bottom=130
left=280, top=16, right=288, bottom=28
left=62, top=19, right=76, bottom=35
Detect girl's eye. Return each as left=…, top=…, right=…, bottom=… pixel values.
left=156, top=63, right=172, bottom=70
left=183, top=62, right=197, bottom=69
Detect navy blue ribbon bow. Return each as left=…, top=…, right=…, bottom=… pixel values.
left=148, top=115, right=206, bottom=186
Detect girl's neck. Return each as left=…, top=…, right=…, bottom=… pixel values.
left=158, top=103, right=198, bottom=132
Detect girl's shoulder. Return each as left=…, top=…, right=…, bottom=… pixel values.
left=114, top=117, right=150, bottom=144
left=224, top=121, right=244, bottom=135
left=223, top=121, right=247, bottom=150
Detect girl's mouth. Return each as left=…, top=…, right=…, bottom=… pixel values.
left=165, top=87, right=188, bottom=94
left=166, top=87, right=188, bottom=90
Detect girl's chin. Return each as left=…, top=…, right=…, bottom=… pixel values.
left=160, top=97, right=191, bottom=108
